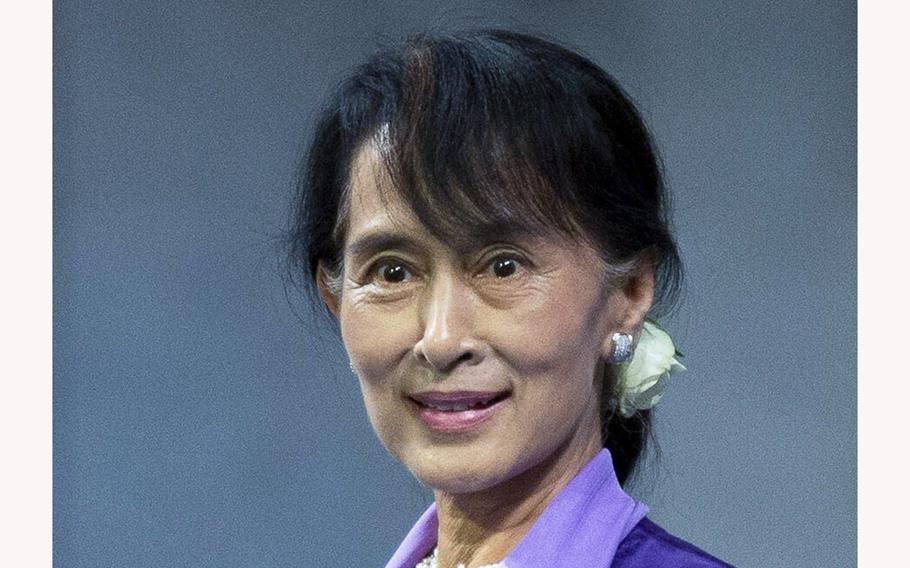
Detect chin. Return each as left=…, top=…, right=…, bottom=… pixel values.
left=400, top=445, right=520, bottom=494
left=415, top=465, right=508, bottom=494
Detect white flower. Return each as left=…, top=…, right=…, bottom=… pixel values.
left=615, top=321, right=686, bottom=417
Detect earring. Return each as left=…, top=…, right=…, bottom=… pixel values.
left=608, top=332, right=634, bottom=364
left=348, top=360, right=357, bottom=374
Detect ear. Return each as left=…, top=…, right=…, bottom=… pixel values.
left=316, top=262, right=341, bottom=319
left=620, top=266, right=656, bottom=330
left=601, top=264, right=656, bottom=354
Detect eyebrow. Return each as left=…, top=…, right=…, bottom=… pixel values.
left=467, top=222, right=539, bottom=247
left=345, top=231, right=426, bottom=262
left=345, top=222, right=547, bottom=263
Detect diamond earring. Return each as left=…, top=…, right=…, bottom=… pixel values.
left=608, top=332, right=634, bottom=364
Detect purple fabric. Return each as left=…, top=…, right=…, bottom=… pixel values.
left=612, top=518, right=736, bottom=567
left=503, top=450, right=649, bottom=567
left=385, top=449, right=651, bottom=568
left=385, top=502, right=439, bottom=568
left=385, top=448, right=734, bottom=567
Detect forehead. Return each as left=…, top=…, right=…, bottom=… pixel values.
left=342, top=139, right=601, bottom=264
left=346, top=141, right=423, bottom=240
left=345, top=142, right=528, bottom=256
left=342, top=143, right=615, bottom=292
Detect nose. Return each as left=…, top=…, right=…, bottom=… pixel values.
left=413, top=270, right=483, bottom=373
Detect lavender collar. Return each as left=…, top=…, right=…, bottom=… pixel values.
left=385, top=449, right=649, bottom=568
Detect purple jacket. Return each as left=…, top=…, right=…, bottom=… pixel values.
left=385, top=449, right=734, bottom=567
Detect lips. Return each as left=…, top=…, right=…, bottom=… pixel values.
left=409, top=390, right=511, bottom=432
left=409, top=391, right=510, bottom=411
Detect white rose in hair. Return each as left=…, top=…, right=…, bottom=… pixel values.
left=615, top=321, right=686, bottom=418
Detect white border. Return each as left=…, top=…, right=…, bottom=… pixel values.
left=858, top=2, right=909, bottom=566
left=0, top=2, right=52, bottom=566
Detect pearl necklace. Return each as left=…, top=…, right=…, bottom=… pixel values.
left=415, top=547, right=505, bottom=568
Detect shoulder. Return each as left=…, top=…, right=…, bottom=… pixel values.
left=612, top=517, right=736, bottom=568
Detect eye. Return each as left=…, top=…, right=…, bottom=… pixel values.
left=369, top=259, right=413, bottom=284
left=483, top=254, right=526, bottom=279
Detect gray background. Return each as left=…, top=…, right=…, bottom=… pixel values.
left=54, top=1, right=856, bottom=566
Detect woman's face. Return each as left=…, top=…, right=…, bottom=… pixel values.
left=322, top=144, right=647, bottom=494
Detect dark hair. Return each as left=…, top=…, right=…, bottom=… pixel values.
left=288, top=29, right=682, bottom=485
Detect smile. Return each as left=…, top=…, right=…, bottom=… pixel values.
left=409, top=391, right=511, bottom=432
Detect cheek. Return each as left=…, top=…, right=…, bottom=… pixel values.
left=484, top=292, right=606, bottom=440
left=487, top=292, right=606, bottom=375
left=339, top=299, right=418, bottom=453
left=339, top=298, right=417, bottom=378
left=356, top=376, right=408, bottom=454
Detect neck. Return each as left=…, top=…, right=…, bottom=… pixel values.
left=432, top=424, right=602, bottom=568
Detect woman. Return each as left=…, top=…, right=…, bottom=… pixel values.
left=289, top=29, right=734, bottom=568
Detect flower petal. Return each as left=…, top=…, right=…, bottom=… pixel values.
left=613, top=322, right=686, bottom=415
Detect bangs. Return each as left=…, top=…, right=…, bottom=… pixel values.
left=337, top=30, right=622, bottom=256
left=371, top=125, right=586, bottom=253
left=305, top=29, right=680, bottom=313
